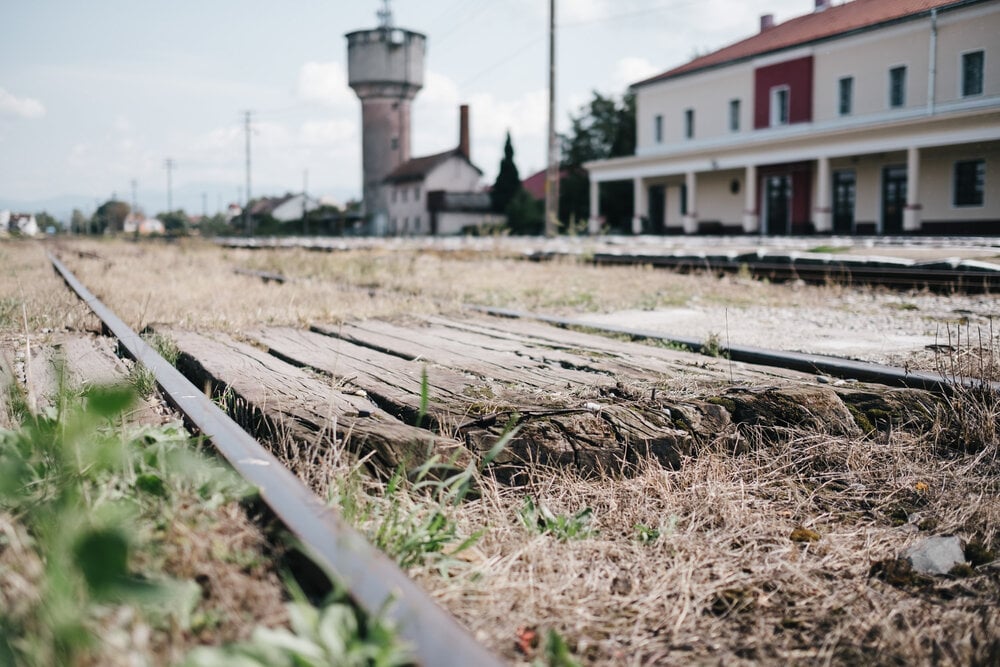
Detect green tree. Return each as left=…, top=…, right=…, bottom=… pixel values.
left=505, top=189, right=544, bottom=236
left=156, top=210, right=189, bottom=235
left=560, top=91, right=636, bottom=232
left=34, top=212, right=59, bottom=233
left=491, top=131, right=522, bottom=214
left=91, top=200, right=131, bottom=234
left=69, top=209, right=88, bottom=235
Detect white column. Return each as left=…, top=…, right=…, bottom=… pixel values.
left=814, top=156, right=832, bottom=233
left=588, top=179, right=601, bottom=234
left=632, top=177, right=646, bottom=235
left=742, top=164, right=758, bottom=233
left=683, top=171, right=698, bottom=234
left=903, top=146, right=922, bottom=232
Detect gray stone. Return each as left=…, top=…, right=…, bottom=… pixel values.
left=904, top=535, right=965, bottom=575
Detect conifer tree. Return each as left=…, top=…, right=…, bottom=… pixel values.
left=491, top=131, right=522, bottom=213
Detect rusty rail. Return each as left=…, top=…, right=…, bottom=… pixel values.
left=49, top=252, right=502, bottom=667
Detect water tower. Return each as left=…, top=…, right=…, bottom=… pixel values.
left=346, top=1, right=426, bottom=231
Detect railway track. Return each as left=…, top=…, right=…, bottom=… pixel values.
left=48, top=252, right=504, bottom=667
left=42, top=244, right=998, bottom=664
left=216, top=235, right=1000, bottom=293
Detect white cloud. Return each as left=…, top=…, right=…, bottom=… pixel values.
left=0, top=87, right=46, bottom=119
left=299, top=119, right=356, bottom=148
left=297, top=61, right=354, bottom=109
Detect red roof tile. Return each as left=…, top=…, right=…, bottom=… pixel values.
left=635, top=0, right=973, bottom=87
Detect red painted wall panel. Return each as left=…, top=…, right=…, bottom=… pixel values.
left=753, top=56, right=814, bottom=129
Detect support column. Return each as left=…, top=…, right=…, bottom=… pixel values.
left=903, top=146, right=922, bottom=232
left=683, top=171, right=698, bottom=234
left=814, top=156, right=832, bottom=233
left=742, top=164, right=759, bottom=233
left=632, top=177, right=646, bottom=235
left=588, top=179, right=601, bottom=234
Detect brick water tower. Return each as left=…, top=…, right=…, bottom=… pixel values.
left=346, top=0, right=425, bottom=232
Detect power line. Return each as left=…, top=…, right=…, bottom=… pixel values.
left=458, top=32, right=546, bottom=89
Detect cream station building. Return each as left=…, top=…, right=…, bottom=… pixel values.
left=586, top=0, right=1000, bottom=235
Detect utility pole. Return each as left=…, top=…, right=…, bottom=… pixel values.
left=302, top=169, right=309, bottom=236
left=544, top=0, right=559, bottom=238
left=243, top=110, right=253, bottom=236
left=202, top=192, right=207, bottom=217
left=164, top=159, right=175, bottom=214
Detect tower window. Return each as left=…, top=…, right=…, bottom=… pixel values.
left=390, top=137, right=399, bottom=150
left=684, top=109, right=694, bottom=139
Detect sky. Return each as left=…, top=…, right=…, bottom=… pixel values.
left=0, top=0, right=810, bottom=220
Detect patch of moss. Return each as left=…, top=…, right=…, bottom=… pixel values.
left=706, top=396, right=736, bottom=413
left=845, top=403, right=875, bottom=433
left=790, top=527, right=821, bottom=543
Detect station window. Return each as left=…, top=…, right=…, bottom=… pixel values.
left=838, top=76, right=853, bottom=116
left=729, top=99, right=740, bottom=132
left=954, top=159, right=985, bottom=207
left=770, top=86, right=789, bottom=126
left=683, top=109, right=694, bottom=139
left=962, top=50, right=984, bottom=97
left=654, top=114, right=663, bottom=143
left=889, top=66, right=906, bottom=108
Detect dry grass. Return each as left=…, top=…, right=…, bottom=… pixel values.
left=6, top=237, right=999, bottom=665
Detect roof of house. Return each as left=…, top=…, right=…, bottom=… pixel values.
left=634, top=0, right=975, bottom=87
left=384, top=148, right=482, bottom=184
left=521, top=168, right=569, bottom=201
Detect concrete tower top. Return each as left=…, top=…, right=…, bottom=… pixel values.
left=346, top=0, right=426, bottom=93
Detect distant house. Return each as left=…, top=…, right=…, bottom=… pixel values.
left=521, top=168, right=568, bottom=201
left=2, top=211, right=39, bottom=236
left=384, top=105, right=502, bottom=235
left=124, top=213, right=165, bottom=235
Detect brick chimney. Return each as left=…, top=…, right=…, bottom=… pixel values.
left=760, top=13, right=775, bottom=31
left=459, top=104, right=470, bottom=160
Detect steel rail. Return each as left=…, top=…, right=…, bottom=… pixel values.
left=468, top=305, right=1000, bottom=395
left=49, top=253, right=502, bottom=667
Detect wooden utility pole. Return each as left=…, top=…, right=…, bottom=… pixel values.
left=544, top=0, right=558, bottom=238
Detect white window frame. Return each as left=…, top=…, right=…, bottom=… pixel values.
left=769, top=85, right=790, bottom=127
left=960, top=49, right=985, bottom=98
left=654, top=114, right=663, bottom=143
left=888, top=64, right=907, bottom=109
left=729, top=99, right=740, bottom=133
left=683, top=109, right=694, bottom=139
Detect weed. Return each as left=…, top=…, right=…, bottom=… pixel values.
left=0, top=297, right=19, bottom=328
left=808, top=245, right=851, bottom=254
left=533, top=629, right=581, bottom=667
left=702, top=332, right=726, bottom=358
left=634, top=523, right=660, bottom=543
left=0, top=381, right=249, bottom=665
left=519, top=497, right=594, bottom=541
left=184, top=580, right=410, bottom=667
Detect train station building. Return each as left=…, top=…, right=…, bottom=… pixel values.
left=585, top=0, right=1000, bottom=235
